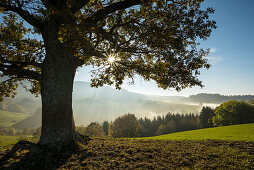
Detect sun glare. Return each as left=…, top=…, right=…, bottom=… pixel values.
left=108, top=56, right=115, bottom=63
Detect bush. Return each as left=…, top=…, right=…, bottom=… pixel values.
left=110, top=114, right=140, bottom=138
left=199, top=107, right=215, bottom=128
left=84, top=122, right=105, bottom=137
left=213, top=100, right=254, bottom=126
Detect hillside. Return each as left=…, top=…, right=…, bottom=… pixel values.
left=0, top=110, right=29, bottom=128
left=12, top=108, right=42, bottom=130
left=1, top=81, right=202, bottom=128
left=143, top=123, right=254, bottom=141
left=188, top=93, right=254, bottom=104
left=2, top=80, right=253, bottom=128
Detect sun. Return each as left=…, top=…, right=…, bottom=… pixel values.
left=108, top=55, right=115, bottom=63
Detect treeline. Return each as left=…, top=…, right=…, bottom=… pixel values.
left=100, top=113, right=201, bottom=138
left=138, top=113, right=200, bottom=137
left=188, top=93, right=254, bottom=104
left=75, top=113, right=201, bottom=138
left=0, top=127, right=35, bottom=136
left=98, top=100, right=254, bottom=138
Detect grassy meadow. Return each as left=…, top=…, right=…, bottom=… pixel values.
left=142, top=123, right=254, bottom=141
left=0, top=110, right=29, bottom=127
left=0, top=136, right=19, bottom=147
left=0, top=138, right=253, bottom=169
left=0, top=124, right=253, bottom=169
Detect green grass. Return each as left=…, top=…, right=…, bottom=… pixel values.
left=142, top=123, right=254, bottom=141
left=1, top=138, right=253, bottom=169
left=0, top=110, right=29, bottom=127
left=0, top=136, right=20, bottom=146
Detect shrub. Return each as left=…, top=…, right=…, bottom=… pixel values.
left=199, top=107, right=215, bottom=128
left=110, top=114, right=140, bottom=138
left=213, top=100, right=254, bottom=126
left=84, top=122, right=105, bottom=137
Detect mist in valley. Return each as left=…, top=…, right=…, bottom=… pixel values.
left=1, top=81, right=253, bottom=130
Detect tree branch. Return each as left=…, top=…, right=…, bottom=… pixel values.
left=87, top=0, right=142, bottom=25
left=0, top=1, right=42, bottom=29
left=0, top=57, right=42, bottom=68
left=0, top=63, right=41, bottom=81
left=70, top=0, right=89, bottom=14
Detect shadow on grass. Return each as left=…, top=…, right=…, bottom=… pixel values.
left=0, top=140, right=89, bottom=170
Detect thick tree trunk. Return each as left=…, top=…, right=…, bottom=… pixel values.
left=38, top=24, right=82, bottom=148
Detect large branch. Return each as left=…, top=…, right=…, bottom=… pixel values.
left=0, top=63, right=41, bottom=81
left=70, top=0, right=89, bottom=14
left=41, top=0, right=89, bottom=14
left=0, top=2, right=42, bottom=29
left=87, top=0, right=142, bottom=25
left=0, top=57, right=42, bottom=68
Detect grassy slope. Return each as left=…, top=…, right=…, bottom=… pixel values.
left=143, top=123, right=254, bottom=141
left=0, top=136, right=19, bottom=147
left=0, top=110, right=29, bottom=127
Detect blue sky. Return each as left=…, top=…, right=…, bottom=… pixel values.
left=75, top=0, right=254, bottom=96
left=1, top=0, right=253, bottom=96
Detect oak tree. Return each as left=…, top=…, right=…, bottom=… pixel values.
left=0, top=0, right=216, bottom=148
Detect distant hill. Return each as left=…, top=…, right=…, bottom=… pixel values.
left=12, top=108, right=42, bottom=130
left=0, top=110, right=29, bottom=128
left=188, top=93, right=254, bottom=104
left=2, top=80, right=254, bottom=129
left=73, top=81, right=201, bottom=125
left=1, top=81, right=202, bottom=129
left=0, top=97, right=40, bottom=115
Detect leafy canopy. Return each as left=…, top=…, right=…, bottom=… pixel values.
left=0, top=0, right=216, bottom=100
left=213, top=100, right=254, bottom=126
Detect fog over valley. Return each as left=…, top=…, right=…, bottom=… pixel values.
left=1, top=81, right=253, bottom=130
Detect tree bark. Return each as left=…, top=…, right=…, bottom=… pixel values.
left=38, top=22, right=82, bottom=148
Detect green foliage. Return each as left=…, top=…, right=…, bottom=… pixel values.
left=143, top=123, right=254, bottom=141
left=0, top=13, right=42, bottom=100
left=110, top=114, right=140, bottom=138
left=84, top=122, right=105, bottom=137
left=213, top=100, right=254, bottom=126
left=76, top=123, right=105, bottom=137
left=199, top=106, right=215, bottom=128
left=102, top=121, right=109, bottom=136
left=139, top=112, right=201, bottom=137
left=0, top=0, right=216, bottom=98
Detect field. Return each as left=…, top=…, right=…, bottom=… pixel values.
left=143, top=123, right=254, bottom=141
left=0, top=110, right=29, bottom=128
left=0, top=136, right=19, bottom=147
left=0, top=138, right=253, bottom=169
left=0, top=124, right=253, bottom=169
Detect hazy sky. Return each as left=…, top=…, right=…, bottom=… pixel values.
left=75, top=0, right=254, bottom=96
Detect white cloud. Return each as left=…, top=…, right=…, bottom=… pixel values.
left=205, top=56, right=223, bottom=65
left=209, top=48, right=216, bottom=54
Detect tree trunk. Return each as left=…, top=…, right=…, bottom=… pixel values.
left=38, top=23, right=82, bottom=148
